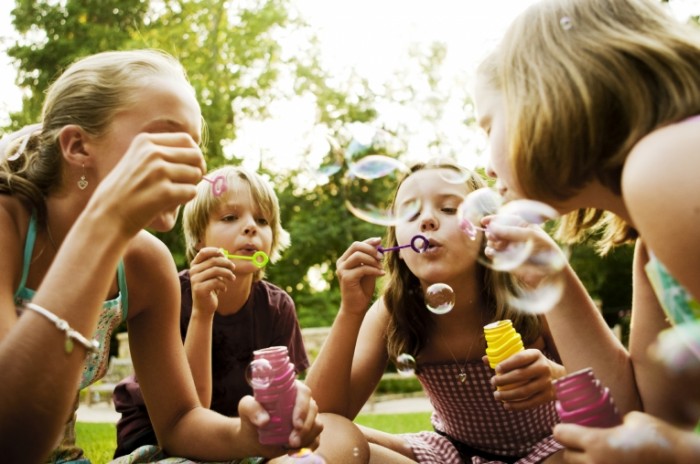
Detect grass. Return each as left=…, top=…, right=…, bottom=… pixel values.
left=75, top=422, right=117, bottom=464
left=76, top=412, right=431, bottom=463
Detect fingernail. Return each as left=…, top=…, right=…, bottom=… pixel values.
left=289, top=432, right=299, bottom=447
left=255, top=412, right=269, bottom=425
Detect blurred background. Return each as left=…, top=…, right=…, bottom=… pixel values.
left=2, top=0, right=698, bottom=334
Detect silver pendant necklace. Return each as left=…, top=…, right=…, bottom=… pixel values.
left=440, top=332, right=483, bottom=384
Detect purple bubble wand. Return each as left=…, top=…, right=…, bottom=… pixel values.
left=377, top=234, right=429, bottom=255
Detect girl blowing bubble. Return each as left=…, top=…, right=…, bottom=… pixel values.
left=475, top=0, right=700, bottom=461
left=306, top=160, right=569, bottom=463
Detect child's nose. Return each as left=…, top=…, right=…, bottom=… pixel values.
left=420, top=215, right=438, bottom=231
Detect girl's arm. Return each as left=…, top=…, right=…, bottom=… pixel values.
left=0, top=131, right=206, bottom=461
left=545, top=261, right=641, bottom=414
left=305, top=238, right=389, bottom=418
left=628, top=243, right=687, bottom=424
left=183, top=247, right=235, bottom=407
left=0, top=200, right=132, bottom=462
left=486, top=218, right=640, bottom=413
left=126, top=236, right=321, bottom=460
left=623, top=122, right=700, bottom=425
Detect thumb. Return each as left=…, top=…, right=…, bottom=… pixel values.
left=238, top=395, right=270, bottom=428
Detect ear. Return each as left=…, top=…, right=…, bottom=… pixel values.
left=57, top=125, right=92, bottom=168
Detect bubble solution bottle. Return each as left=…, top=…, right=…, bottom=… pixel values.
left=553, top=367, right=622, bottom=428
left=251, top=346, right=298, bottom=446
left=484, top=320, right=524, bottom=390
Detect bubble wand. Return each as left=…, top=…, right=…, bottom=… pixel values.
left=220, top=249, right=269, bottom=268
left=202, top=175, right=227, bottom=196
left=377, top=234, right=429, bottom=255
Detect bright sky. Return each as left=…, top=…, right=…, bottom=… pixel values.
left=0, top=0, right=537, bottom=128
left=2, top=0, right=699, bottom=170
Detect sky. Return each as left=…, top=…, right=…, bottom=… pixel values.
left=0, top=0, right=538, bottom=129
left=2, top=0, right=699, bottom=170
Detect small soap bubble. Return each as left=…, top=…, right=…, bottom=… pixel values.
left=425, top=283, right=455, bottom=315
left=478, top=213, right=534, bottom=272
left=396, top=353, right=416, bottom=377
left=650, top=322, right=700, bottom=376
left=305, top=130, right=344, bottom=185
left=425, top=158, right=473, bottom=184
left=497, top=199, right=559, bottom=225
left=506, top=271, right=565, bottom=314
left=245, top=358, right=273, bottom=390
left=560, top=16, right=573, bottom=30
left=344, top=155, right=419, bottom=226
left=459, top=187, right=503, bottom=239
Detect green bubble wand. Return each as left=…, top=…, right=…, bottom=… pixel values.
left=220, top=249, right=269, bottom=268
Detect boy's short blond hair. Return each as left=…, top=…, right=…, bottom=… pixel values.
left=182, top=166, right=290, bottom=281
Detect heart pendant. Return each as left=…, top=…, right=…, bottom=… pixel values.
left=457, top=372, right=467, bottom=384
left=78, top=177, right=88, bottom=190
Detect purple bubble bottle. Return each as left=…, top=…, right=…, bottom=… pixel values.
left=553, top=367, right=622, bottom=428
left=251, top=346, right=298, bottom=446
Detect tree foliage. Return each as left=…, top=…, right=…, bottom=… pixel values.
left=3, top=0, right=637, bottom=329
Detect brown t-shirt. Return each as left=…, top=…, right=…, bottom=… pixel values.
left=112, top=271, right=309, bottom=455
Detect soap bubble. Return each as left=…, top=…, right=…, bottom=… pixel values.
left=344, top=155, right=419, bottom=226
left=396, top=353, right=417, bottom=377
left=245, top=358, right=273, bottom=390
left=425, top=283, right=455, bottom=315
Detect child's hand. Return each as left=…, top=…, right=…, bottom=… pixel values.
left=237, top=395, right=287, bottom=458
left=554, top=411, right=690, bottom=464
left=486, top=349, right=562, bottom=411
left=94, top=132, right=206, bottom=236
left=189, top=247, right=236, bottom=317
left=288, top=381, right=324, bottom=450
left=335, top=238, right=385, bottom=315
left=482, top=216, right=566, bottom=287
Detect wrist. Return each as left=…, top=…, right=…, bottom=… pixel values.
left=190, top=307, right=216, bottom=322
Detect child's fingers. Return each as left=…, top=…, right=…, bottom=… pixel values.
left=494, top=375, right=555, bottom=406
left=494, top=349, right=540, bottom=374
left=289, top=383, right=323, bottom=449
left=553, top=423, right=589, bottom=451
left=238, top=395, right=270, bottom=428
left=289, top=399, right=323, bottom=450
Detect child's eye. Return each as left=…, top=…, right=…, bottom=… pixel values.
left=257, top=217, right=270, bottom=226
left=222, top=215, right=238, bottom=222
left=406, top=210, right=421, bottom=222
left=441, top=207, right=457, bottom=215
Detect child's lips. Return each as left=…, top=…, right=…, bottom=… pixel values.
left=236, top=246, right=259, bottom=255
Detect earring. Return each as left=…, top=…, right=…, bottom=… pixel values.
left=77, top=163, right=88, bottom=190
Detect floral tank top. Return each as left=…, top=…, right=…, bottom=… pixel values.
left=13, top=213, right=129, bottom=463
left=644, top=253, right=699, bottom=326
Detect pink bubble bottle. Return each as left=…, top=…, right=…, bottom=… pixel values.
left=553, top=367, right=622, bottom=428
left=484, top=320, right=524, bottom=390
left=251, top=346, right=298, bottom=446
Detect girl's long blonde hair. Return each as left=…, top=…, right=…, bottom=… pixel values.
left=382, top=160, right=541, bottom=361
left=0, top=49, right=192, bottom=228
left=479, top=0, right=700, bottom=252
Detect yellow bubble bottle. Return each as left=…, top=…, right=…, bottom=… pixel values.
left=484, top=319, right=525, bottom=390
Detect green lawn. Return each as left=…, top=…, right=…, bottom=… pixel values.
left=77, top=412, right=431, bottom=463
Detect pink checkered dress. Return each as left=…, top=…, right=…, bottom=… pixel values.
left=401, top=355, right=562, bottom=463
